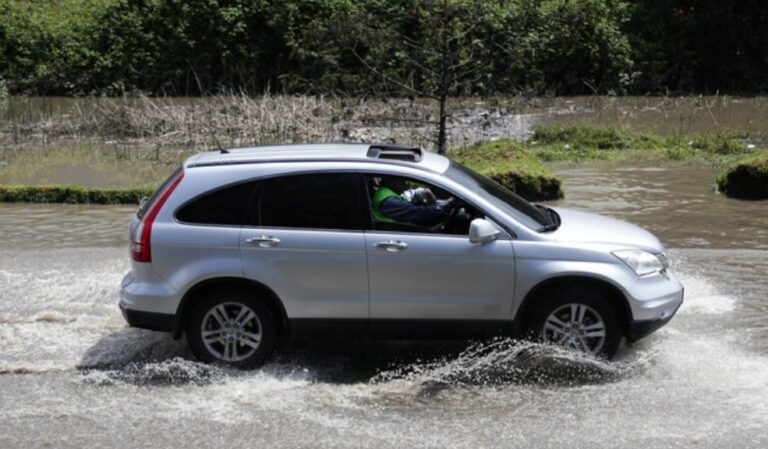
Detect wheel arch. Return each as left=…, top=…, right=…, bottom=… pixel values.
left=172, top=277, right=289, bottom=340
left=515, top=275, right=632, bottom=338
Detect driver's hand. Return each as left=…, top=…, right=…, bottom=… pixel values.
left=423, top=188, right=437, bottom=204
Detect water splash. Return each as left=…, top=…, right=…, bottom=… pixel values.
left=80, top=358, right=226, bottom=387
left=372, top=338, right=649, bottom=388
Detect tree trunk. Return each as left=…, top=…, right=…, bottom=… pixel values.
left=437, top=94, right=448, bottom=155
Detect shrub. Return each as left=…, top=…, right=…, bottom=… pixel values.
left=715, top=154, right=768, bottom=200
left=0, top=185, right=153, bottom=204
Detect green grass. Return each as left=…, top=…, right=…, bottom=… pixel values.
left=715, top=153, right=768, bottom=200
left=532, top=124, right=668, bottom=150
left=451, top=141, right=563, bottom=201
left=528, top=124, right=755, bottom=164
left=0, top=184, right=153, bottom=204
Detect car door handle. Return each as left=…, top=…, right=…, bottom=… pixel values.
left=246, top=235, right=281, bottom=247
left=374, top=240, right=408, bottom=252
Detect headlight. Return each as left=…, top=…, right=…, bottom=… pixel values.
left=612, top=249, right=664, bottom=276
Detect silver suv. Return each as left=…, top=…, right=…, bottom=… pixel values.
left=120, top=144, right=683, bottom=367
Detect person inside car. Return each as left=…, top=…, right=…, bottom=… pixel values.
left=371, top=176, right=453, bottom=226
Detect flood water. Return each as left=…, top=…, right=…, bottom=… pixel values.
left=1, top=164, right=767, bottom=448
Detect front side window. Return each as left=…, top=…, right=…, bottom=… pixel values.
left=258, top=173, right=363, bottom=230
left=365, top=174, right=483, bottom=235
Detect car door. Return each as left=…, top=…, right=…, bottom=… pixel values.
left=363, top=174, right=516, bottom=330
left=240, top=172, right=369, bottom=333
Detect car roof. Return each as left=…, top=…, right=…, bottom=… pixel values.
left=184, top=143, right=451, bottom=173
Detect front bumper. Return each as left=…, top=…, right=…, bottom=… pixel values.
left=625, top=269, right=684, bottom=322
left=628, top=295, right=682, bottom=342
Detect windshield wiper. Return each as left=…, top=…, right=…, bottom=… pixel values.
left=537, top=223, right=559, bottom=232
left=536, top=205, right=561, bottom=232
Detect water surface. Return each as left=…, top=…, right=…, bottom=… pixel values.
left=1, top=164, right=767, bottom=448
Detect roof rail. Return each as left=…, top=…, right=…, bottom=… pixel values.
left=367, top=144, right=422, bottom=162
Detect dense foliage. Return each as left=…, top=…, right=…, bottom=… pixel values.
left=0, top=0, right=766, bottom=96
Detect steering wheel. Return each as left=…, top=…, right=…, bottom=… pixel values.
left=428, top=203, right=459, bottom=233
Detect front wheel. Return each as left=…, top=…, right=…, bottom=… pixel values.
left=526, top=288, right=621, bottom=359
left=186, top=289, right=277, bottom=368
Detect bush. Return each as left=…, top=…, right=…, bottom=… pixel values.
left=0, top=185, right=153, bottom=204
left=715, top=155, right=768, bottom=200
left=450, top=141, right=563, bottom=201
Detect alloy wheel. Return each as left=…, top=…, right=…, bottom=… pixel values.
left=200, top=302, right=263, bottom=362
left=541, top=303, right=607, bottom=355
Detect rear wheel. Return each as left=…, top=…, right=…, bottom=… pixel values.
left=526, top=288, right=621, bottom=359
left=186, top=288, right=277, bottom=368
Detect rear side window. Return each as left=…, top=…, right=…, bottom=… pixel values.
left=176, top=181, right=258, bottom=225
left=258, top=173, right=363, bottom=230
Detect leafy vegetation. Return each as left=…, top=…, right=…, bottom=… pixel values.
left=716, top=154, right=768, bottom=200
left=3, top=0, right=764, bottom=96
left=0, top=185, right=152, bottom=204
left=451, top=141, right=563, bottom=201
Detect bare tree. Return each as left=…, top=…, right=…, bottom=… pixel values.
left=347, top=0, right=507, bottom=154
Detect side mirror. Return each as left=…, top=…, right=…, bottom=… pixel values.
left=469, top=218, right=501, bottom=244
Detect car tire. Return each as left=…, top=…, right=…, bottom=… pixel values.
left=186, top=288, right=277, bottom=368
left=526, top=288, right=621, bottom=359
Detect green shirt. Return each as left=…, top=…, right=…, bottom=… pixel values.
left=372, top=186, right=399, bottom=222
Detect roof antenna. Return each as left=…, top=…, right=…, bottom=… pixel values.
left=210, top=127, right=229, bottom=154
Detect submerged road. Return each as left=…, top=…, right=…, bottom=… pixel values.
left=1, top=164, right=767, bottom=448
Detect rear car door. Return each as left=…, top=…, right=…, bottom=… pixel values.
left=240, top=172, right=369, bottom=331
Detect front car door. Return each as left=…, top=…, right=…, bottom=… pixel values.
left=362, top=173, right=516, bottom=335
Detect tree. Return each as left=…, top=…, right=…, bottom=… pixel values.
left=335, top=0, right=509, bottom=154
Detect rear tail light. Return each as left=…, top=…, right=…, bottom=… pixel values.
left=131, top=171, right=184, bottom=262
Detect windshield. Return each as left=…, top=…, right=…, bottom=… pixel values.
left=446, top=161, right=549, bottom=230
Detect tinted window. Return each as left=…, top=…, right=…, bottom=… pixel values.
left=259, top=173, right=363, bottom=230
left=176, top=181, right=257, bottom=225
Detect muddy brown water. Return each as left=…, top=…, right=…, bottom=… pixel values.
left=1, top=163, right=767, bottom=448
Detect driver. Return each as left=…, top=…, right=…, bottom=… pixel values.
left=372, top=176, right=453, bottom=226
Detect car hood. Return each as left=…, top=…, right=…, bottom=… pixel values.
left=548, top=207, right=664, bottom=253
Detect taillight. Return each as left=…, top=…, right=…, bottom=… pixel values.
left=131, top=172, right=184, bottom=262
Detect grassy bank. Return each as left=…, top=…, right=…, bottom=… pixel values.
left=451, top=142, right=562, bottom=201
left=521, top=124, right=767, bottom=200
left=0, top=144, right=563, bottom=203
left=716, top=155, right=768, bottom=200
left=2, top=114, right=765, bottom=203
left=526, top=124, right=760, bottom=164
